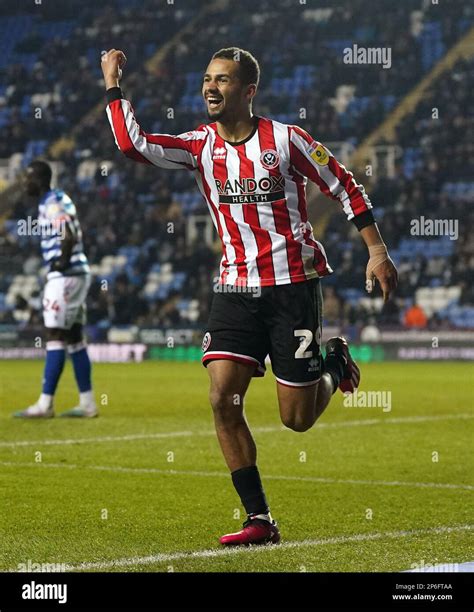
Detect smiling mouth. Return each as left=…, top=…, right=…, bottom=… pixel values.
left=207, top=97, right=223, bottom=108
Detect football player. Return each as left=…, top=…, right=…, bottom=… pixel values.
left=14, top=161, right=97, bottom=418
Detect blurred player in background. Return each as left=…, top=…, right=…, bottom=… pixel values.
left=14, top=161, right=97, bottom=418
left=102, top=47, right=397, bottom=545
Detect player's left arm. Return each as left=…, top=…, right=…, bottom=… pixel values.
left=359, top=222, right=398, bottom=303
left=289, top=125, right=398, bottom=301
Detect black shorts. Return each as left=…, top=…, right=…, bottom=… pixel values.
left=202, top=278, right=323, bottom=387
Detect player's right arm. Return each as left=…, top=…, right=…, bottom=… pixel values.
left=50, top=224, right=75, bottom=273
left=101, top=49, right=203, bottom=170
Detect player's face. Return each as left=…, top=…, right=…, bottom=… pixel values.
left=23, top=166, right=41, bottom=197
left=202, top=58, right=251, bottom=121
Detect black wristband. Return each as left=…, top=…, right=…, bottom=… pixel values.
left=351, top=209, right=375, bottom=231
left=106, top=87, right=123, bottom=104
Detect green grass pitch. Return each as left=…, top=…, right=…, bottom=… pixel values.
left=0, top=360, right=472, bottom=572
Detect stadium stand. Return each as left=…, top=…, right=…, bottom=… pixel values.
left=0, top=0, right=473, bottom=341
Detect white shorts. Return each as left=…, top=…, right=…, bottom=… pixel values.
left=43, top=275, right=91, bottom=329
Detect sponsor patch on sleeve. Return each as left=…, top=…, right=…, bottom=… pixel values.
left=308, top=142, right=329, bottom=166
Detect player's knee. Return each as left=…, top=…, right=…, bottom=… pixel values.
left=209, top=388, right=232, bottom=414
left=280, top=410, right=313, bottom=433
left=209, top=387, right=242, bottom=422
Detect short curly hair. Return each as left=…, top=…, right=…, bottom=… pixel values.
left=211, top=47, right=260, bottom=87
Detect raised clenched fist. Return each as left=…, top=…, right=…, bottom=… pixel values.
left=101, top=49, right=127, bottom=89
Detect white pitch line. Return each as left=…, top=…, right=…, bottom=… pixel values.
left=0, top=430, right=195, bottom=448
left=1, top=460, right=472, bottom=491
left=0, top=426, right=277, bottom=448
left=11, top=524, right=471, bottom=572
left=266, top=474, right=474, bottom=491
left=2, top=412, right=472, bottom=449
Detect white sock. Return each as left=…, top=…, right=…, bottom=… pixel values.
left=79, top=391, right=95, bottom=406
left=38, top=393, right=53, bottom=410
left=251, top=512, right=273, bottom=523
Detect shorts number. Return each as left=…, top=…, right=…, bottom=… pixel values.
left=43, top=299, right=60, bottom=312
left=294, top=329, right=313, bottom=359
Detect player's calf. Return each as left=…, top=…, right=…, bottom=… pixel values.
left=13, top=329, right=68, bottom=418
left=276, top=339, right=359, bottom=432
left=277, top=378, right=333, bottom=432
left=60, top=325, right=97, bottom=418
left=279, top=400, right=317, bottom=432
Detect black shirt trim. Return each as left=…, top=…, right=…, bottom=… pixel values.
left=221, top=116, right=260, bottom=146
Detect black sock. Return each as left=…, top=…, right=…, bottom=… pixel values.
left=324, top=353, right=345, bottom=392
left=231, top=465, right=269, bottom=516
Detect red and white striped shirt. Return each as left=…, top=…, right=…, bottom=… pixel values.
left=106, top=90, right=373, bottom=287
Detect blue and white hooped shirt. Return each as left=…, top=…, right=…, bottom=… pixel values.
left=38, top=189, right=90, bottom=280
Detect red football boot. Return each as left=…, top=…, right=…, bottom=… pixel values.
left=220, top=516, right=281, bottom=546
left=325, top=336, right=360, bottom=394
